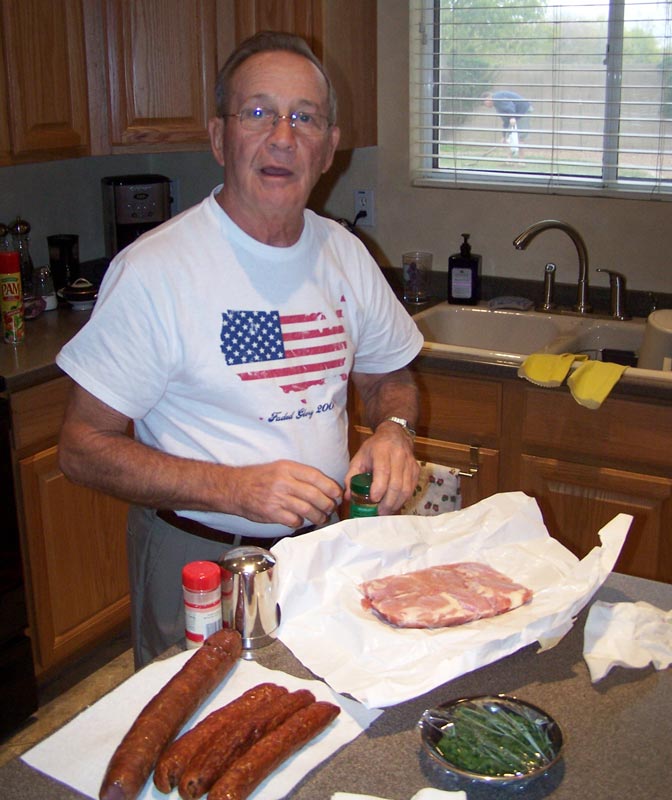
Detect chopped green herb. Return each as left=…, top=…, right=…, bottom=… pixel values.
left=434, top=701, right=556, bottom=777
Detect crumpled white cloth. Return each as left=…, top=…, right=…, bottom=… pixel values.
left=583, top=599, right=672, bottom=682
left=331, top=790, right=466, bottom=800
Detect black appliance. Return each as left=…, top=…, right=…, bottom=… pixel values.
left=102, top=174, right=172, bottom=258
left=0, top=396, right=38, bottom=739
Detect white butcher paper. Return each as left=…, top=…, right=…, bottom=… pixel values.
left=22, top=654, right=381, bottom=800
left=272, top=491, right=632, bottom=709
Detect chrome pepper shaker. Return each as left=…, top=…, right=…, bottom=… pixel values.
left=219, top=545, right=279, bottom=653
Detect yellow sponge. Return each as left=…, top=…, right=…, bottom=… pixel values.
left=567, top=360, right=627, bottom=409
left=518, top=353, right=588, bottom=387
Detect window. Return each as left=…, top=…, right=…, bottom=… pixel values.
left=410, top=0, right=672, bottom=198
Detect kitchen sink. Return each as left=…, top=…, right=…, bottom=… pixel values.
left=413, top=303, right=590, bottom=358
left=413, top=302, right=671, bottom=387
left=559, top=318, right=646, bottom=363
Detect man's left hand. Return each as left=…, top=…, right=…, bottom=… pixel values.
left=348, top=368, right=420, bottom=515
left=345, top=419, right=419, bottom=515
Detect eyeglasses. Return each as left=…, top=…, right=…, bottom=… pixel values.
left=224, top=107, right=331, bottom=136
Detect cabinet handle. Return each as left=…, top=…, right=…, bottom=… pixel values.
left=458, top=445, right=480, bottom=479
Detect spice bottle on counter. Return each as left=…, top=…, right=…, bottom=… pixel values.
left=32, top=265, right=57, bottom=311
left=0, top=251, right=25, bottom=344
left=10, top=217, right=35, bottom=298
left=349, top=472, right=378, bottom=517
left=0, top=222, right=11, bottom=251
left=182, top=560, right=223, bottom=649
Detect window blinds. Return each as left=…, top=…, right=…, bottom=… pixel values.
left=410, top=0, right=672, bottom=197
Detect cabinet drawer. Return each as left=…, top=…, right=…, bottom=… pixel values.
left=350, top=371, right=501, bottom=446
left=414, top=371, right=501, bottom=444
left=521, top=388, right=672, bottom=473
left=10, top=376, right=72, bottom=453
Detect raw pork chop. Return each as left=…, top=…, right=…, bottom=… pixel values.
left=359, top=562, right=533, bottom=628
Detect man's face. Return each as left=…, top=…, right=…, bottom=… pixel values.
left=210, top=50, right=340, bottom=240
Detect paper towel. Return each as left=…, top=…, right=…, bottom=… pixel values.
left=583, top=599, right=672, bottom=682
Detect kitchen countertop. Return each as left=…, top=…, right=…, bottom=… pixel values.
left=0, top=571, right=669, bottom=799
left=1, top=278, right=670, bottom=402
left=0, top=306, right=91, bottom=393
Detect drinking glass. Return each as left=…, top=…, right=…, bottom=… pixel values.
left=402, top=251, right=432, bottom=304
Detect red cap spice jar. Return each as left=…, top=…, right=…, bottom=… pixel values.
left=182, top=560, right=223, bottom=649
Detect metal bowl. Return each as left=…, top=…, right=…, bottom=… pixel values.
left=418, top=694, right=563, bottom=785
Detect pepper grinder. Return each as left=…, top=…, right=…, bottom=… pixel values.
left=0, top=222, right=11, bottom=251
left=10, top=217, right=35, bottom=298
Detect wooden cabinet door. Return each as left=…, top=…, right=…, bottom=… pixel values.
left=233, top=0, right=377, bottom=149
left=317, top=0, right=376, bottom=150
left=19, top=447, right=130, bottom=676
left=103, top=0, right=220, bottom=149
left=234, top=0, right=316, bottom=43
left=0, top=0, right=90, bottom=162
left=0, top=32, right=10, bottom=164
left=520, top=454, right=672, bottom=584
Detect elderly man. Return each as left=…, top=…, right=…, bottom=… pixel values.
left=56, top=32, right=423, bottom=667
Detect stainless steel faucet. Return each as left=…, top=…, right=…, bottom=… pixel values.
left=541, top=262, right=556, bottom=311
left=513, top=220, right=592, bottom=314
left=596, top=268, right=630, bottom=320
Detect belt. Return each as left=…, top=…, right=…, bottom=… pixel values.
left=155, top=509, right=315, bottom=548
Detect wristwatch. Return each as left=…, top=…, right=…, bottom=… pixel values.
left=382, top=416, right=416, bottom=440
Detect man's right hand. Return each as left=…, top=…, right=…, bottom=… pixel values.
left=59, top=385, right=342, bottom=530
left=222, top=460, right=343, bottom=529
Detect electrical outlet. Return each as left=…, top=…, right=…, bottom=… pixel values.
left=354, top=189, right=375, bottom=227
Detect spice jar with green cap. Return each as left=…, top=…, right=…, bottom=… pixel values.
left=349, top=472, right=378, bottom=517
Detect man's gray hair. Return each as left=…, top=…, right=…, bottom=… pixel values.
left=215, top=31, right=337, bottom=125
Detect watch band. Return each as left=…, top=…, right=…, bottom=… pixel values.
left=382, top=416, right=416, bottom=440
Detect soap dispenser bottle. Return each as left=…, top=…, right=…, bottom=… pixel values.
left=448, top=233, right=481, bottom=305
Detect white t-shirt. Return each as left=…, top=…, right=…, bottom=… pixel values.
left=57, top=187, right=424, bottom=535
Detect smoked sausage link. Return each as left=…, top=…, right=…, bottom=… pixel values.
left=99, top=629, right=242, bottom=800
left=178, top=688, right=316, bottom=800
left=207, top=701, right=341, bottom=800
left=153, top=682, right=287, bottom=794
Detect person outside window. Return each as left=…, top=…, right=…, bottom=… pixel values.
left=481, top=90, right=532, bottom=158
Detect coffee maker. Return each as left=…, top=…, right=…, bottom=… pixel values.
left=102, top=174, right=172, bottom=258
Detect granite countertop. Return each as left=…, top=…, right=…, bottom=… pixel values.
left=0, top=572, right=670, bottom=799
left=0, top=306, right=91, bottom=393
left=1, top=271, right=670, bottom=402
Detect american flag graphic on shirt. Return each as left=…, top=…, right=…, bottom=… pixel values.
left=220, top=304, right=349, bottom=394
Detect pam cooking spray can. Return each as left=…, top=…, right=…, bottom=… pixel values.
left=0, top=251, right=25, bottom=344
